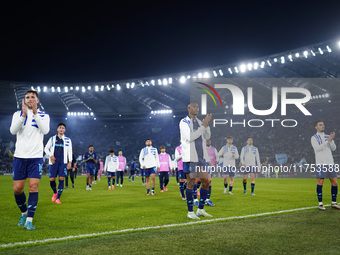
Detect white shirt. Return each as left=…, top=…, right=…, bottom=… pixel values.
left=10, top=109, right=50, bottom=158
left=179, top=116, right=211, bottom=163
left=240, top=145, right=261, bottom=168
left=311, top=132, right=336, bottom=165
left=44, top=134, right=73, bottom=165
left=218, top=144, right=239, bottom=167
left=139, top=146, right=160, bottom=169
left=104, top=155, right=119, bottom=172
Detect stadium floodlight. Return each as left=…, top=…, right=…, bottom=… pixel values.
left=151, top=80, right=155, bottom=86
left=179, top=76, right=186, bottom=84
left=31, top=86, right=35, bottom=90
left=247, top=63, right=252, bottom=71
left=273, top=58, right=277, bottom=63
left=203, top=72, right=210, bottom=78
left=131, top=82, right=135, bottom=88
left=288, top=55, right=293, bottom=61
left=51, top=86, right=55, bottom=92
left=87, top=86, right=91, bottom=90
left=322, top=94, right=325, bottom=98
left=260, top=61, right=265, bottom=68
left=67, top=112, right=70, bottom=116
left=213, top=70, right=217, bottom=77
left=310, top=50, right=316, bottom=56
left=198, top=72, right=203, bottom=78
left=186, top=75, right=191, bottom=79
left=303, top=51, right=308, bottom=58
left=325, top=93, right=329, bottom=98
left=57, top=87, right=61, bottom=92
left=94, top=118, right=96, bottom=120
left=163, top=78, right=168, bottom=85
left=239, top=64, right=246, bottom=73
left=82, top=86, right=86, bottom=93
left=318, top=48, right=323, bottom=54
left=295, top=53, right=300, bottom=58
left=126, top=83, right=130, bottom=89
left=95, top=85, right=99, bottom=92
left=75, top=86, right=79, bottom=91
left=326, top=45, right=332, bottom=52
left=43, top=86, right=47, bottom=92
left=219, top=69, right=223, bottom=76
left=158, top=79, right=162, bottom=85
left=70, top=87, right=73, bottom=90
left=90, top=112, right=94, bottom=116
left=117, top=84, right=121, bottom=91
left=280, top=56, right=285, bottom=64
left=173, top=115, right=176, bottom=118
left=37, top=86, right=41, bottom=92
left=228, top=68, right=233, bottom=74
left=111, top=84, right=115, bottom=88
left=253, top=62, right=258, bottom=70
left=119, top=114, right=121, bottom=117
left=106, top=85, right=110, bottom=91
left=65, top=87, right=69, bottom=93
left=100, top=85, right=104, bottom=91
left=234, top=66, right=239, bottom=73
left=266, top=60, right=272, bottom=67
left=169, top=78, right=173, bottom=84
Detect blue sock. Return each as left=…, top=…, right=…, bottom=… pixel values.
left=152, top=187, right=155, bottom=191
left=142, top=177, right=144, bottom=183
left=186, top=189, right=193, bottom=212
left=229, top=186, right=233, bottom=192
left=317, top=185, right=323, bottom=203
left=132, top=176, right=134, bottom=181
left=180, top=182, right=185, bottom=198
left=27, top=192, right=38, bottom=218
left=147, top=188, right=150, bottom=193
left=108, top=177, right=111, bottom=186
left=207, top=185, right=212, bottom=200
left=331, top=185, right=338, bottom=202
left=57, top=180, right=64, bottom=199
left=14, top=192, right=27, bottom=213
left=87, top=182, right=89, bottom=186
left=199, top=188, right=209, bottom=209
left=50, top=180, right=57, bottom=193
left=184, top=182, right=187, bottom=190
left=193, top=184, right=197, bottom=199
left=251, top=183, right=255, bottom=193
left=224, top=183, right=228, bottom=189
left=112, top=178, right=115, bottom=185
left=243, top=182, right=247, bottom=191
left=197, top=181, right=201, bottom=189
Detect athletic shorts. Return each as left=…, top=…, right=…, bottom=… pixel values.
left=130, top=170, right=135, bottom=175
left=86, top=166, right=96, bottom=175
left=183, top=158, right=209, bottom=174
left=12, top=157, right=43, bottom=180
left=242, top=166, right=258, bottom=175
left=140, top=169, right=145, bottom=177
left=145, top=167, right=156, bottom=177
left=178, top=170, right=186, bottom=179
left=223, top=166, right=236, bottom=177
left=49, top=163, right=67, bottom=178
left=107, top=171, right=116, bottom=177
left=315, top=164, right=338, bottom=179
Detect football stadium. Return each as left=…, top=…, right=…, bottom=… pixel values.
left=1, top=2, right=340, bottom=254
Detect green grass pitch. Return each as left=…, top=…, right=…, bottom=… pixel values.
left=0, top=175, right=339, bottom=254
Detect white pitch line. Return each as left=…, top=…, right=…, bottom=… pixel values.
left=0, top=205, right=327, bottom=248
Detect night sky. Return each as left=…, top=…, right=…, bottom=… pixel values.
left=1, top=0, right=340, bottom=83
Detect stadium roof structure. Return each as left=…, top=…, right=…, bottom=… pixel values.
left=0, top=39, right=340, bottom=119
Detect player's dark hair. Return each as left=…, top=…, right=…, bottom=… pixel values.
left=89, top=145, right=93, bottom=148
left=57, top=122, right=66, bottom=128
left=314, top=120, right=323, bottom=127
left=160, top=146, right=165, bottom=149
left=227, top=136, right=233, bottom=139
left=110, top=150, right=114, bottom=153
left=146, top=139, right=151, bottom=142
left=247, top=136, right=253, bottom=140
left=25, top=90, right=39, bottom=98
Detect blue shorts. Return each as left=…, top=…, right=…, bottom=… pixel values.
left=107, top=171, right=116, bottom=177
left=223, top=166, right=236, bottom=177
left=242, top=166, right=257, bottom=175
left=178, top=170, right=186, bottom=179
left=86, top=166, right=96, bottom=175
left=145, top=167, right=156, bottom=177
left=140, top=169, right=145, bottom=177
left=49, top=163, right=67, bottom=178
left=316, top=165, right=338, bottom=179
left=12, top=157, right=43, bottom=180
left=183, top=158, right=209, bottom=174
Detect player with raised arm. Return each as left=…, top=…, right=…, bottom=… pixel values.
left=218, top=136, right=239, bottom=195
left=83, top=145, right=98, bottom=190
left=44, top=123, right=72, bottom=204
left=240, top=137, right=261, bottom=196
left=104, top=150, right=118, bottom=190
left=139, top=139, right=160, bottom=195
left=180, top=102, right=213, bottom=219
left=311, top=121, right=340, bottom=210
left=10, top=90, right=50, bottom=230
